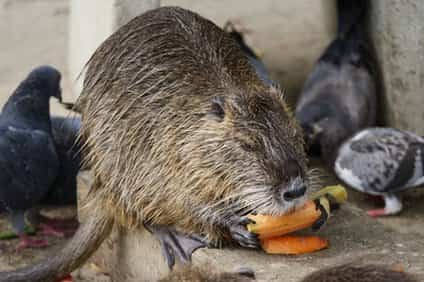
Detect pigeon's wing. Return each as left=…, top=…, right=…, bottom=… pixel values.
left=43, top=117, right=81, bottom=206
left=403, top=141, right=424, bottom=188
left=348, top=129, right=418, bottom=193
left=0, top=126, right=59, bottom=212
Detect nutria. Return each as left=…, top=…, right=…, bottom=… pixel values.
left=0, top=7, right=308, bottom=281
left=159, top=263, right=417, bottom=282
left=159, top=266, right=255, bottom=282
left=301, top=264, right=418, bottom=282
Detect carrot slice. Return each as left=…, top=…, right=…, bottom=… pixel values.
left=247, top=200, right=321, bottom=239
left=261, top=235, right=328, bottom=254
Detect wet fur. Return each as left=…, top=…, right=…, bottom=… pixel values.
left=0, top=7, right=307, bottom=281
left=159, top=266, right=254, bottom=282
left=301, top=264, right=418, bottom=282
left=161, top=264, right=418, bottom=282
left=79, top=6, right=307, bottom=242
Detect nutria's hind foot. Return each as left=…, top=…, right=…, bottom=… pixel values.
left=144, top=224, right=208, bottom=269
left=16, top=235, right=49, bottom=251
left=228, top=216, right=260, bottom=249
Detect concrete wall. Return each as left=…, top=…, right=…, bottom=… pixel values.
left=160, top=0, right=336, bottom=105
left=68, top=0, right=160, bottom=97
left=68, top=0, right=336, bottom=105
left=370, top=0, right=424, bottom=134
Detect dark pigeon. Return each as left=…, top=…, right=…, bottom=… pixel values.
left=295, top=0, right=378, bottom=164
left=42, top=116, right=82, bottom=207
left=335, top=127, right=424, bottom=217
left=0, top=66, right=62, bottom=250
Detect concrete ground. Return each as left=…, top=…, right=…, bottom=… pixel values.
left=0, top=0, right=423, bottom=281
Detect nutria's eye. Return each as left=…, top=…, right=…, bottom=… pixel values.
left=241, top=143, right=255, bottom=152
left=209, top=96, right=225, bottom=121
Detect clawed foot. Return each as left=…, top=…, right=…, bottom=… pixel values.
left=16, top=236, right=49, bottom=251
left=38, top=223, right=67, bottom=238
left=229, top=217, right=260, bottom=249
left=39, top=215, right=79, bottom=229
left=144, top=224, right=207, bottom=269
left=367, top=209, right=389, bottom=217
left=38, top=216, right=79, bottom=237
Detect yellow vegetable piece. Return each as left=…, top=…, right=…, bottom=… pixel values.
left=312, top=184, right=348, bottom=204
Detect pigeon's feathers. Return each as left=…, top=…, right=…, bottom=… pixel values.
left=0, top=126, right=59, bottom=212
left=42, top=116, right=82, bottom=206
left=336, top=128, right=424, bottom=194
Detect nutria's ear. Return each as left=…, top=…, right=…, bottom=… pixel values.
left=208, top=96, right=225, bottom=121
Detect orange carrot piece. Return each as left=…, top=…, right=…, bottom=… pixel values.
left=247, top=200, right=321, bottom=239
left=261, top=235, right=328, bottom=254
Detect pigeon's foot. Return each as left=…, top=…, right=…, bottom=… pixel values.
left=16, top=236, right=49, bottom=251
left=38, top=223, right=66, bottom=238
left=37, top=215, right=79, bottom=237
left=38, top=222, right=78, bottom=238
left=39, top=214, right=79, bottom=229
left=144, top=224, right=207, bottom=269
left=368, top=194, right=402, bottom=217
left=367, top=209, right=389, bottom=217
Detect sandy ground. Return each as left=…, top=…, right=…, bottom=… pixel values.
left=0, top=0, right=423, bottom=281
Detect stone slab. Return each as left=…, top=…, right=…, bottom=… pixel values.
left=77, top=171, right=424, bottom=282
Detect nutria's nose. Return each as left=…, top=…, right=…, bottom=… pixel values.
left=283, top=184, right=306, bottom=201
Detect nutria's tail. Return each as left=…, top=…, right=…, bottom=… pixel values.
left=0, top=209, right=113, bottom=282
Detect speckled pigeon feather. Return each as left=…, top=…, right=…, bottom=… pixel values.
left=335, top=128, right=424, bottom=194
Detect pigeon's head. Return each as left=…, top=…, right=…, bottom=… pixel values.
left=27, top=65, right=62, bottom=102
left=296, top=103, right=348, bottom=160
left=296, top=103, right=330, bottom=155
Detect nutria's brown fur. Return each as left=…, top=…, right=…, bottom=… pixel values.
left=0, top=7, right=307, bottom=281
left=159, top=264, right=417, bottom=282
left=159, top=266, right=255, bottom=282
left=301, top=264, right=418, bottom=282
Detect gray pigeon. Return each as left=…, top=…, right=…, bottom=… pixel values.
left=0, top=66, right=62, bottom=250
left=335, top=127, right=424, bottom=217
left=295, top=0, right=377, bottom=164
left=43, top=115, right=82, bottom=207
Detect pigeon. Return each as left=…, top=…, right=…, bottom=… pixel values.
left=295, top=0, right=377, bottom=164
left=224, top=21, right=274, bottom=86
left=43, top=115, right=82, bottom=207
left=335, top=127, right=424, bottom=217
left=28, top=116, right=83, bottom=237
left=0, top=65, right=62, bottom=250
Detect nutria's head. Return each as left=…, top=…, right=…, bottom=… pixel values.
left=176, top=85, right=308, bottom=222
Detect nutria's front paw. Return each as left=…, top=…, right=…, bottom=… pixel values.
left=229, top=216, right=260, bottom=249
